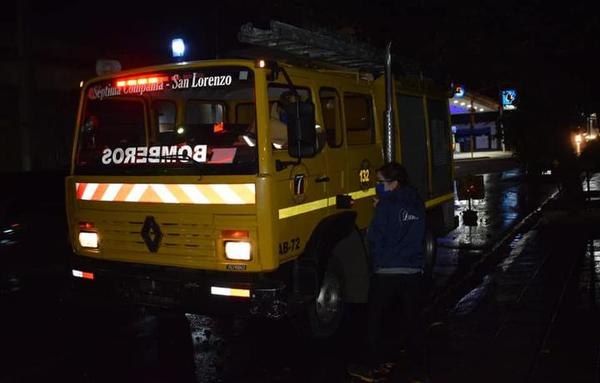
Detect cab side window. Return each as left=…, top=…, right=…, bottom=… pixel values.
left=152, top=100, right=176, bottom=133
left=344, top=93, right=374, bottom=145
left=319, top=88, right=343, bottom=148
left=151, top=99, right=176, bottom=144
left=267, top=85, right=313, bottom=151
left=186, top=101, right=224, bottom=124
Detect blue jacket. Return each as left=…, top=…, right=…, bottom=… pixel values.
left=367, top=186, right=426, bottom=270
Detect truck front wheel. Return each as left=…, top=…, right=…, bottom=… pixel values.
left=295, top=260, right=345, bottom=339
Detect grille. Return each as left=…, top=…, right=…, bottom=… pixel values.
left=99, top=218, right=215, bottom=258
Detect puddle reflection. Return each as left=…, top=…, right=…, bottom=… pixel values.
left=446, top=169, right=555, bottom=249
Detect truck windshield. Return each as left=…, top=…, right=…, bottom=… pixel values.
left=75, top=66, right=257, bottom=175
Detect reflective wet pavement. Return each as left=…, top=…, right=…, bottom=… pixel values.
left=3, top=167, right=598, bottom=383
left=440, top=169, right=556, bottom=250
left=425, top=172, right=600, bottom=383
left=427, top=221, right=600, bottom=382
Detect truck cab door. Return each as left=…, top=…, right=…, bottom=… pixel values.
left=269, top=83, right=329, bottom=263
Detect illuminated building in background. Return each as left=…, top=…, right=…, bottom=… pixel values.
left=449, top=90, right=501, bottom=153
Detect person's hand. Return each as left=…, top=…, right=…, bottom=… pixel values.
left=372, top=196, right=379, bottom=207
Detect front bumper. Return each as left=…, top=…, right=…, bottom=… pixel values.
left=70, top=255, right=289, bottom=319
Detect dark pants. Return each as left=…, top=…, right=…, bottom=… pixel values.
left=366, top=273, right=425, bottom=370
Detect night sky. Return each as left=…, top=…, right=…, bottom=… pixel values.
left=17, top=2, right=598, bottom=94
left=8, top=0, right=600, bottom=149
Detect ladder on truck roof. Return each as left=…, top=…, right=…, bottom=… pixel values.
left=238, top=20, right=386, bottom=72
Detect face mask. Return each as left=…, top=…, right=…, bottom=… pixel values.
left=376, top=182, right=391, bottom=198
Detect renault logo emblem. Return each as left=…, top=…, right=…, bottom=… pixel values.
left=141, top=216, right=162, bottom=253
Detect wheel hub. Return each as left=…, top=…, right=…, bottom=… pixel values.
left=315, top=272, right=342, bottom=324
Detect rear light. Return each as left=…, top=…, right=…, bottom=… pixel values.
left=72, top=269, right=94, bottom=280
left=224, top=241, right=251, bottom=260
left=78, top=232, right=99, bottom=249
left=210, top=286, right=250, bottom=298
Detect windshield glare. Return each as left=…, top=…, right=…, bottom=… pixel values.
left=76, top=66, right=257, bottom=175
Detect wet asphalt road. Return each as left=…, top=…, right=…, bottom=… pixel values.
left=2, top=163, right=590, bottom=383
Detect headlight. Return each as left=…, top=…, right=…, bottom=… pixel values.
left=224, top=241, right=251, bottom=260
left=78, top=232, right=99, bottom=249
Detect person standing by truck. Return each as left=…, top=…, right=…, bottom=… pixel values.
left=349, top=162, right=427, bottom=382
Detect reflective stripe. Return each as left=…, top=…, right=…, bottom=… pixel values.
left=151, top=184, right=178, bottom=204
left=278, top=187, right=376, bottom=220
left=179, top=184, right=210, bottom=204
left=126, top=184, right=149, bottom=202
left=101, top=183, right=122, bottom=201
left=278, top=198, right=329, bottom=219
left=425, top=192, right=454, bottom=208
left=277, top=189, right=453, bottom=220
left=211, top=184, right=244, bottom=204
left=81, top=183, right=99, bottom=200
left=75, top=183, right=255, bottom=204
left=348, top=188, right=376, bottom=200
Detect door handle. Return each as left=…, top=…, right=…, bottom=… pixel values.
left=315, top=176, right=330, bottom=183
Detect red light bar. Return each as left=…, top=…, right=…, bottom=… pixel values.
left=115, top=76, right=168, bottom=87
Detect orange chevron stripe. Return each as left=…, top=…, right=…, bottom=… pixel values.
left=200, top=185, right=226, bottom=204
left=92, top=184, right=109, bottom=201
left=75, top=183, right=256, bottom=204
left=167, top=184, right=193, bottom=204
left=114, top=184, right=134, bottom=201
left=139, top=186, right=162, bottom=203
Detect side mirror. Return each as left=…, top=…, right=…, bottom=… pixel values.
left=285, top=101, right=317, bottom=158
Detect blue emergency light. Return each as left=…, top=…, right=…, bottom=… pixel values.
left=171, top=38, right=186, bottom=58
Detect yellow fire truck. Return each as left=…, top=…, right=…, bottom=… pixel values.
left=66, top=21, right=456, bottom=337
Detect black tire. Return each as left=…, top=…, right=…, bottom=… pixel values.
left=294, top=259, right=345, bottom=339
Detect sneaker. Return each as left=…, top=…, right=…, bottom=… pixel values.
left=347, top=364, right=377, bottom=382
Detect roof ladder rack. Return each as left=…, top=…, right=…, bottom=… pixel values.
left=238, top=20, right=385, bottom=72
